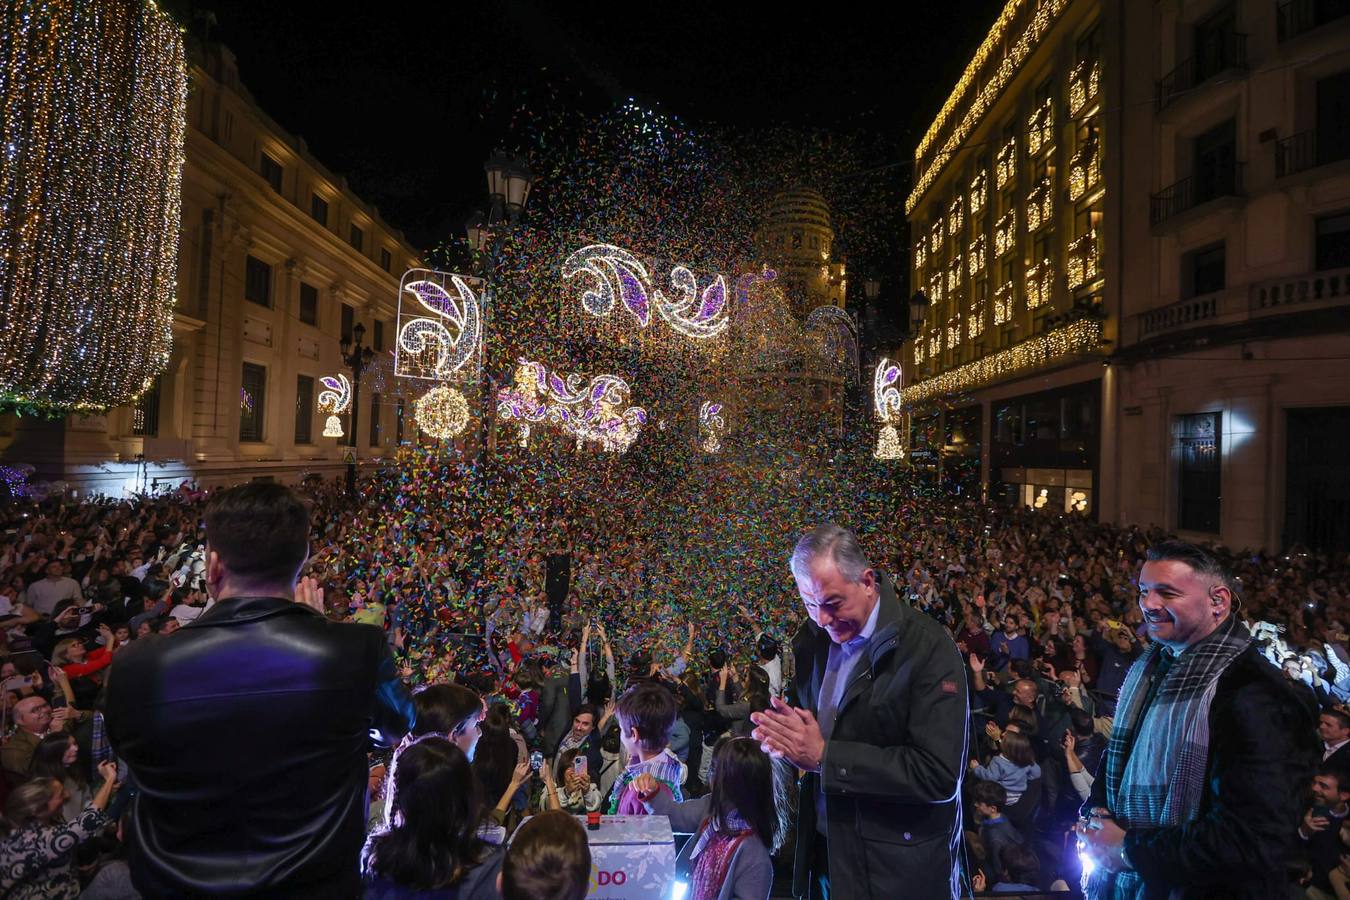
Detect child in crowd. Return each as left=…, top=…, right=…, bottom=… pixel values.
left=969, top=730, right=1040, bottom=805
left=968, top=778, right=1026, bottom=887
left=607, top=681, right=684, bottom=814
left=498, top=810, right=591, bottom=900
left=633, top=736, right=783, bottom=900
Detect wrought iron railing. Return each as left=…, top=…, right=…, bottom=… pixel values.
left=1149, top=162, right=1244, bottom=226
left=1156, top=32, right=1247, bottom=111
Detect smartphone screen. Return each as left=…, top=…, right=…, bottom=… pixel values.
left=574, top=755, right=588, bottom=776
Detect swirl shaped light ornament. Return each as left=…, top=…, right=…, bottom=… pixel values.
left=394, top=271, right=482, bottom=381
left=497, top=359, right=646, bottom=452
left=318, top=374, right=352, bottom=438
left=414, top=385, right=470, bottom=439
left=562, top=243, right=728, bottom=339
left=873, top=359, right=905, bottom=461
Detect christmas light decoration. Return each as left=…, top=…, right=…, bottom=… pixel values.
left=394, top=271, right=482, bottom=381
left=562, top=243, right=729, bottom=339
left=948, top=198, right=964, bottom=236
left=318, top=374, right=351, bottom=438
left=698, top=401, right=725, bottom=453
left=995, top=210, right=1017, bottom=257
left=1067, top=232, right=1102, bottom=290
left=928, top=330, right=942, bottom=359
left=970, top=170, right=987, bottom=217
left=318, top=374, right=352, bottom=415
left=873, top=358, right=902, bottom=422
left=969, top=235, right=987, bottom=277
left=993, top=282, right=1014, bottom=325
left=907, top=0, right=1070, bottom=213
left=1027, top=177, right=1053, bottom=232
left=414, top=385, right=470, bottom=439
left=1068, top=135, right=1101, bottom=203
left=947, top=257, right=963, bottom=293
left=967, top=303, right=986, bottom=341
left=1026, top=259, right=1054, bottom=309
left=1027, top=97, right=1054, bottom=157
left=1069, top=59, right=1101, bottom=117
left=929, top=221, right=943, bottom=255
left=874, top=424, right=904, bottom=460
left=915, top=237, right=928, bottom=270
left=496, top=360, right=647, bottom=452
left=1, top=0, right=187, bottom=410
left=947, top=314, right=962, bottom=350
left=901, top=316, right=1104, bottom=407
left=928, top=271, right=944, bottom=304
left=995, top=136, right=1017, bottom=190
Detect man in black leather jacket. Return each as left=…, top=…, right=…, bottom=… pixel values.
left=106, top=483, right=414, bottom=898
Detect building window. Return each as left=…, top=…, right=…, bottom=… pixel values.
left=299, top=282, right=318, bottom=326
left=244, top=255, right=272, bottom=307
left=349, top=223, right=364, bottom=251
left=295, top=375, right=314, bottom=444
left=131, top=376, right=161, bottom=437
left=1316, top=211, right=1350, bottom=271
left=1317, top=70, right=1350, bottom=171
left=240, top=363, right=267, bottom=442
left=341, top=304, right=354, bottom=343
left=380, top=248, right=392, bottom=272
left=310, top=193, right=328, bottom=226
left=1184, top=243, right=1225, bottom=297
left=260, top=152, right=283, bottom=193
left=396, top=398, right=406, bottom=444
left=1178, top=412, right=1222, bottom=534
left=1193, top=119, right=1238, bottom=202
left=370, top=393, right=381, bottom=446
left=373, top=319, right=384, bottom=351
left=1194, top=5, right=1238, bottom=84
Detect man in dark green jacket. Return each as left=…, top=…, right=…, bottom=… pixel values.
left=751, top=524, right=969, bottom=899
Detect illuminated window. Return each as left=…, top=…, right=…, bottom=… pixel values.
left=996, top=134, right=1017, bottom=189
left=995, top=209, right=1017, bottom=256
left=970, top=169, right=987, bottom=216
left=969, top=235, right=987, bottom=276
left=949, top=197, right=965, bottom=235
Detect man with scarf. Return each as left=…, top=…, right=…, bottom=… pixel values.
left=1076, top=540, right=1318, bottom=900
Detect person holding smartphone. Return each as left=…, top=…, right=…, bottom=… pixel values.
left=555, top=749, right=601, bottom=813
left=1300, top=767, right=1350, bottom=894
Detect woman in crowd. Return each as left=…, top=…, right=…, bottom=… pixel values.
left=407, top=683, right=486, bottom=760
left=632, top=737, right=784, bottom=900
left=26, top=733, right=90, bottom=823
left=362, top=737, right=503, bottom=899
left=0, top=760, right=120, bottom=899
left=713, top=664, right=771, bottom=738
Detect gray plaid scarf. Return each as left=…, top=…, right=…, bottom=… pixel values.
left=1089, top=615, right=1251, bottom=900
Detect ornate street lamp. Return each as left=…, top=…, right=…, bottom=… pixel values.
left=339, top=320, right=375, bottom=497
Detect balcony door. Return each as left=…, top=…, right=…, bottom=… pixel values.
left=1317, top=70, right=1350, bottom=168
left=1193, top=120, right=1237, bottom=203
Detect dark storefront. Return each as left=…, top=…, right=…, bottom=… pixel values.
left=990, top=379, right=1101, bottom=518
left=943, top=404, right=983, bottom=498
left=1285, top=406, right=1350, bottom=553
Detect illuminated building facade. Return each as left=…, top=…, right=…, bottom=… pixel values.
left=904, top=0, right=1118, bottom=514
left=0, top=39, right=423, bottom=494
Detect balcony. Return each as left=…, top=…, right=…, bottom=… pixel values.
left=1156, top=33, right=1247, bottom=112
left=1149, top=162, right=1245, bottom=228
left=1277, top=0, right=1350, bottom=42
left=1130, top=266, right=1350, bottom=344
left=1275, top=129, right=1350, bottom=178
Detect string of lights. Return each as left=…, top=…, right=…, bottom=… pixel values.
left=0, top=0, right=187, bottom=410
left=901, top=317, right=1104, bottom=408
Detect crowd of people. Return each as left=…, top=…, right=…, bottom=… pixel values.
left=0, top=454, right=1346, bottom=898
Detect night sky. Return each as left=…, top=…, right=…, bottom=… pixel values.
left=184, top=1, right=1004, bottom=252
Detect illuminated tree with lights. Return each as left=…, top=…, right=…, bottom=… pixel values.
left=0, top=0, right=188, bottom=411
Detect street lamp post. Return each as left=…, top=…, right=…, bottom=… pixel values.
left=466, top=150, right=533, bottom=466
left=340, top=321, right=374, bottom=498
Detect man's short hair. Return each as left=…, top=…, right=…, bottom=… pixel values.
left=1000, top=843, right=1040, bottom=884
left=1324, top=709, right=1350, bottom=732
left=204, top=483, right=310, bottom=587
left=790, top=524, right=872, bottom=584
left=969, top=777, right=1008, bottom=811
left=1145, top=539, right=1241, bottom=605
left=1319, top=764, right=1350, bottom=794
left=614, top=682, right=677, bottom=753
left=502, top=809, right=591, bottom=900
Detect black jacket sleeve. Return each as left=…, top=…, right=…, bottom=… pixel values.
left=1122, top=668, right=1316, bottom=886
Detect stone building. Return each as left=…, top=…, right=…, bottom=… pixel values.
left=1, top=39, right=423, bottom=494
